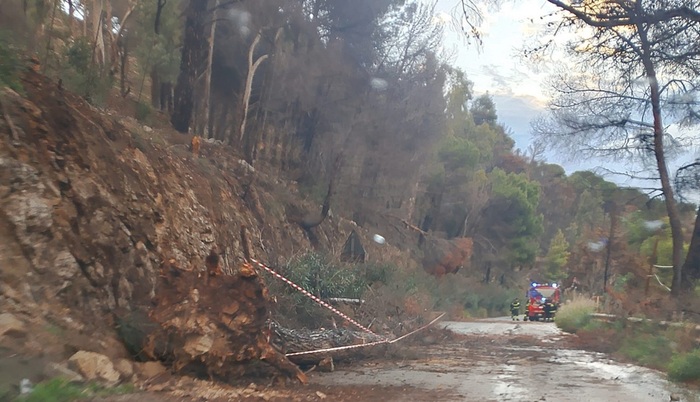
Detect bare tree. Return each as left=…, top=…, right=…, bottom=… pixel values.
left=239, top=31, right=269, bottom=156
left=172, top=0, right=212, bottom=133
left=532, top=0, right=700, bottom=295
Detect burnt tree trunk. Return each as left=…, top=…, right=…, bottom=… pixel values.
left=637, top=25, right=685, bottom=295
left=681, top=205, right=700, bottom=290
left=150, top=67, right=161, bottom=109
left=171, top=0, right=209, bottom=133
left=118, top=34, right=129, bottom=96
left=299, top=156, right=341, bottom=232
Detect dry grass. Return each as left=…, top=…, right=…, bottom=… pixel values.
left=556, top=296, right=597, bottom=333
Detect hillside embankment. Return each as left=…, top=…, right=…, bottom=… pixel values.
left=0, top=70, right=419, bottom=395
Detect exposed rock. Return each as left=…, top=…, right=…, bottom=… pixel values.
left=53, top=250, right=80, bottom=279
left=0, top=313, right=26, bottom=338
left=0, top=70, right=409, bottom=386
left=113, top=358, right=134, bottom=380
left=68, top=351, right=121, bottom=386
left=134, top=361, right=167, bottom=380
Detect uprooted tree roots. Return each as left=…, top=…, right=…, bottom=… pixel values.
left=126, top=262, right=307, bottom=384
left=117, top=261, right=393, bottom=385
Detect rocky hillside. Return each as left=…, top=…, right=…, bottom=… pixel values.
left=0, top=70, right=416, bottom=384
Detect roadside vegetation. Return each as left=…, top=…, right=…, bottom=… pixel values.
left=0, top=30, right=22, bottom=92
left=14, top=378, right=134, bottom=402
left=266, top=252, right=521, bottom=330
left=554, top=296, right=596, bottom=334
left=556, top=300, right=700, bottom=383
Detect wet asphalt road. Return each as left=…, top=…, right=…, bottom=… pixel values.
left=314, top=318, right=700, bottom=402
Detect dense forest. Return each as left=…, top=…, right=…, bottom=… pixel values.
left=2, top=0, right=700, bottom=307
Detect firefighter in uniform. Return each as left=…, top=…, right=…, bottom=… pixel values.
left=510, top=298, right=521, bottom=321
left=544, top=299, right=555, bottom=321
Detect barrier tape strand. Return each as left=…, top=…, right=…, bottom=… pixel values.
left=284, top=312, right=446, bottom=357
left=250, top=258, right=382, bottom=338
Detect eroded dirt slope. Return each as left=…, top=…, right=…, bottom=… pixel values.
left=0, top=71, right=401, bottom=378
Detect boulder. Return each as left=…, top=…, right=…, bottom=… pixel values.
left=68, top=351, right=121, bottom=386
left=114, top=359, right=134, bottom=381
left=0, top=313, right=26, bottom=338
left=134, top=361, right=167, bottom=380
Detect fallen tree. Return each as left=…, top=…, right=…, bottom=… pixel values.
left=125, top=261, right=306, bottom=383
left=117, top=259, right=390, bottom=383
left=269, top=321, right=387, bottom=366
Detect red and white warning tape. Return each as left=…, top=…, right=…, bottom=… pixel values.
left=250, top=258, right=446, bottom=357
left=284, top=312, right=446, bottom=357
left=250, top=258, right=383, bottom=338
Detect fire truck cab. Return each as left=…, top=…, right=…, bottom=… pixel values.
left=523, top=283, right=561, bottom=322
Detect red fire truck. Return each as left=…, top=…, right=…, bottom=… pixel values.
left=523, top=283, right=561, bottom=322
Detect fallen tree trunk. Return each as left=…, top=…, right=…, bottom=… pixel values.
left=116, top=260, right=392, bottom=381
left=136, top=262, right=307, bottom=383
left=269, top=321, right=387, bottom=366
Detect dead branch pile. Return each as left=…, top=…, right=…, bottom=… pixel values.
left=139, top=262, right=307, bottom=383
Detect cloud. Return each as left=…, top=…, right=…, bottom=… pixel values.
left=490, top=93, right=547, bottom=149
left=480, top=65, right=516, bottom=93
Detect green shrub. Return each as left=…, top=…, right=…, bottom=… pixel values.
left=18, top=378, right=85, bottom=402
left=618, top=333, right=673, bottom=369
left=283, top=253, right=366, bottom=299
left=135, top=101, right=152, bottom=123
left=18, top=378, right=135, bottom=402
left=267, top=253, right=369, bottom=327
left=0, top=30, right=22, bottom=92
left=668, top=349, right=700, bottom=382
left=358, top=261, right=396, bottom=287
left=61, top=38, right=113, bottom=105
left=555, top=297, right=596, bottom=333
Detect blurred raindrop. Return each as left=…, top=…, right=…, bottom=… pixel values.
left=370, top=78, right=388, bottom=91
left=642, top=220, right=664, bottom=231
left=228, top=9, right=252, bottom=37
left=587, top=241, right=606, bottom=252
left=373, top=234, right=386, bottom=244
left=633, top=76, right=657, bottom=87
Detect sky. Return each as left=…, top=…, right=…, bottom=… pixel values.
left=430, top=0, right=627, bottom=180
left=434, top=0, right=552, bottom=148
left=428, top=0, right=700, bottom=199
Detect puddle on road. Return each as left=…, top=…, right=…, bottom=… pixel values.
left=317, top=346, right=699, bottom=402
left=492, top=364, right=529, bottom=401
